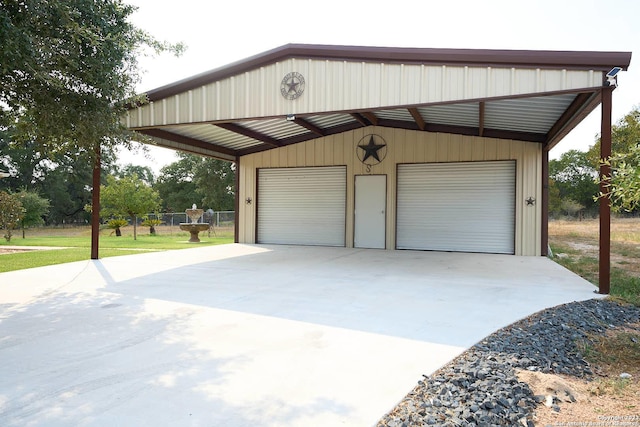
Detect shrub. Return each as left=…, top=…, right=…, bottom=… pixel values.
left=106, top=218, right=128, bottom=236
left=141, top=217, right=163, bottom=235
left=0, top=191, right=25, bottom=242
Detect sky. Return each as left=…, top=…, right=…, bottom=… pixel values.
left=121, top=0, right=639, bottom=174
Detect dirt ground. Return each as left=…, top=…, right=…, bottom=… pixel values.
left=0, top=248, right=28, bottom=255
left=531, top=217, right=640, bottom=426
left=520, top=371, right=639, bottom=426
left=521, top=324, right=640, bottom=426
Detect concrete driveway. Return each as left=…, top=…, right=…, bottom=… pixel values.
left=0, top=244, right=597, bottom=426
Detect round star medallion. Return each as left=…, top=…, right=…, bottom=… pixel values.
left=280, top=72, right=305, bottom=100
left=356, top=134, right=387, bottom=166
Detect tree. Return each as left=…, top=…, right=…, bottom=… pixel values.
left=549, top=149, right=599, bottom=216
left=39, top=161, right=93, bottom=225
left=1, top=0, right=181, bottom=255
left=593, top=107, right=640, bottom=213
left=0, top=0, right=183, bottom=160
left=588, top=107, right=640, bottom=167
left=548, top=178, right=562, bottom=217
left=100, top=174, right=161, bottom=240
left=1, top=134, right=116, bottom=225
left=560, top=198, right=585, bottom=218
left=155, top=155, right=199, bottom=212
left=15, top=189, right=49, bottom=238
left=105, top=218, right=128, bottom=237
left=141, top=216, right=162, bottom=235
left=155, top=153, right=235, bottom=213
left=0, top=130, right=48, bottom=191
left=599, top=144, right=640, bottom=212
left=40, top=149, right=119, bottom=225
left=193, top=158, right=235, bottom=211
left=116, top=163, right=156, bottom=186
left=0, top=190, right=24, bottom=241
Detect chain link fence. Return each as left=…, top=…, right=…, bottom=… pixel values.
left=29, top=212, right=236, bottom=236
left=114, top=211, right=235, bottom=236
left=143, top=211, right=235, bottom=227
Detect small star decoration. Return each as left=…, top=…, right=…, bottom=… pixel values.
left=525, top=197, right=536, bottom=206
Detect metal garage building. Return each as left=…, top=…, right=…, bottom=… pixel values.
left=125, top=44, right=631, bottom=259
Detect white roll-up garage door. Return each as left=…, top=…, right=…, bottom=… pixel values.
left=397, top=161, right=515, bottom=254
left=258, top=166, right=346, bottom=246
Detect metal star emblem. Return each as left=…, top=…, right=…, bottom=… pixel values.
left=285, top=77, right=300, bottom=95
left=358, top=136, right=386, bottom=163
left=526, top=197, right=536, bottom=206
left=280, top=72, right=305, bottom=100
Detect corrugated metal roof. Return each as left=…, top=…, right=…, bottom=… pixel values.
left=485, top=94, right=576, bottom=133
left=165, top=124, right=261, bottom=150
left=243, top=118, right=308, bottom=140
left=375, top=109, right=413, bottom=121
left=133, top=91, right=599, bottom=158
left=421, top=104, right=479, bottom=128
left=306, top=113, right=355, bottom=129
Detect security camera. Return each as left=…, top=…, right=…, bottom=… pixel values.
left=606, top=67, right=622, bottom=87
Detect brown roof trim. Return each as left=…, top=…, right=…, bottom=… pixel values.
left=546, top=92, right=594, bottom=144
left=143, top=44, right=632, bottom=102
left=376, top=119, right=547, bottom=143
left=546, top=91, right=602, bottom=150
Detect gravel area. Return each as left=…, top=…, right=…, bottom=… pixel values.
left=377, top=299, right=640, bottom=427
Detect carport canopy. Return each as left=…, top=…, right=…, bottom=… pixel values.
left=116, top=43, right=632, bottom=293
left=126, top=44, right=630, bottom=159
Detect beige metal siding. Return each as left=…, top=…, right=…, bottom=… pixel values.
left=126, top=59, right=603, bottom=128
left=238, top=126, right=542, bottom=255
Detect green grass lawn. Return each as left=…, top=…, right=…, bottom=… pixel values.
left=2, top=233, right=231, bottom=250
left=0, top=228, right=234, bottom=273
left=551, top=247, right=640, bottom=307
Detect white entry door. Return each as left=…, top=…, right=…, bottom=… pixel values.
left=354, top=175, right=386, bottom=249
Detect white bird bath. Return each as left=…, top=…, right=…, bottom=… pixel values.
left=179, top=205, right=209, bottom=243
